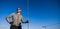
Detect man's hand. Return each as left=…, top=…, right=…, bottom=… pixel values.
left=10, top=22, right=13, bottom=24
left=25, top=20, right=29, bottom=23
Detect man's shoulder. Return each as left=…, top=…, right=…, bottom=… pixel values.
left=10, top=13, right=16, bottom=15
left=20, top=15, right=23, bottom=18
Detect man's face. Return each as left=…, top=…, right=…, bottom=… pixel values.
left=17, top=8, right=21, bottom=13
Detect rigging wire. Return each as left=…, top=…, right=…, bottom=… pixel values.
left=27, top=0, right=29, bottom=29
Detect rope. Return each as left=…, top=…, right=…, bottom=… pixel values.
left=27, top=0, right=29, bottom=29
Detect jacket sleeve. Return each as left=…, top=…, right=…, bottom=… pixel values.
left=6, top=13, right=14, bottom=24
left=21, top=16, right=29, bottom=23
left=7, top=13, right=14, bottom=18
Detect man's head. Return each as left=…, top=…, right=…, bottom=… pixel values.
left=17, top=8, right=21, bottom=13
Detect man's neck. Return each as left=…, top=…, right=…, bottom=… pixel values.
left=17, top=13, right=20, bottom=16
left=17, top=13, right=20, bottom=14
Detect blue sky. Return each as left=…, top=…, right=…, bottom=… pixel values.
left=0, top=0, right=60, bottom=29
left=29, top=0, right=60, bottom=29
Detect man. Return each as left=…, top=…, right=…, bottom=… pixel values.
left=6, top=8, right=29, bottom=29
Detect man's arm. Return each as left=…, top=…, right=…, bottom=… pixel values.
left=21, top=19, right=29, bottom=23
left=6, top=13, right=14, bottom=24
left=6, top=17, right=10, bottom=24
left=21, top=16, right=29, bottom=23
